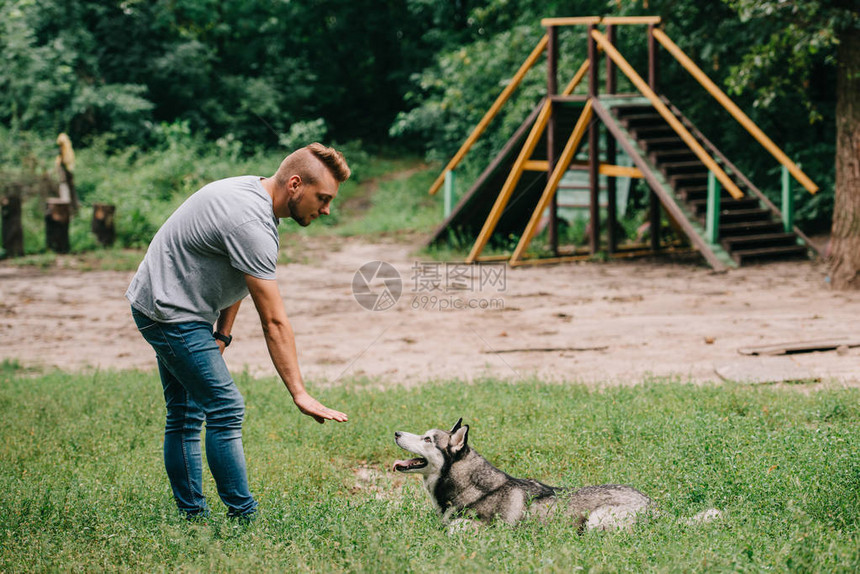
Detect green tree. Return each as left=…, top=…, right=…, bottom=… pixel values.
left=723, top=0, right=859, bottom=289
left=0, top=0, right=462, bottom=149
left=0, top=0, right=154, bottom=143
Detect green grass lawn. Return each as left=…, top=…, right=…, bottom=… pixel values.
left=0, top=367, right=857, bottom=573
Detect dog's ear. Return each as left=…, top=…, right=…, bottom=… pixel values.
left=450, top=418, right=463, bottom=433
left=449, top=424, right=469, bottom=454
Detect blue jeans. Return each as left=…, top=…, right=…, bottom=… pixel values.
left=132, top=306, right=257, bottom=518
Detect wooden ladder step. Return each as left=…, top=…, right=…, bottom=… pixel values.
left=676, top=184, right=708, bottom=199
left=662, top=160, right=706, bottom=175
left=639, top=136, right=686, bottom=152
left=719, top=220, right=784, bottom=236
left=630, top=124, right=676, bottom=139
left=669, top=172, right=709, bottom=187
left=619, top=113, right=665, bottom=128
left=731, top=244, right=808, bottom=265
left=650, top=148, right=698, bottom=164
left=679, top=186, right=745, bottom=202
left=718, top=208, right=773, bottom=223
left=688, top=197, right=760, bottom=215
left=722, top=232, right=799, bottom=249
left=612, top=105, right=653, bottom=117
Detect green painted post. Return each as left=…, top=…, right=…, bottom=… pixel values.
left=706, top=171, right=721, bottom=244
left=444, top=169, right=455, bottom=218
left=781, top=165, right=794, bottom=232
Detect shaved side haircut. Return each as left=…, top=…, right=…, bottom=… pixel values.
left=274, top=143, right=351, bottom=187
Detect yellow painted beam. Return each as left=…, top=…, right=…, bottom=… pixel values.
left=561, top=60, right=590, bottom=96
left=541, top=16, right=659, bottom=28
left=510, top=246, right=695, bottom=267
left=541, top=17, right=602, bottom=27
left=511, top=100, right=593, bottom=265
left=591, top=29, right=744, bottom=200
left=474, top=254, right=512, bottom=262
left=568, top=161, right=643, bottom=178
left=652, top=28, right=818, bottom=194
left=523, top=160, right=550, bottom=171
left=510, top=254, right=591, bottom=267
left=466, top=100, right=554, bottom=263
left=600, top=164, right=643, bottom=178
left=601, top=16, right=662, bottom=25
left=429, top=35, right=549, bottom=196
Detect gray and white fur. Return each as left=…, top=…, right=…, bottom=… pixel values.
left=393, top=418, right=718, bottom=531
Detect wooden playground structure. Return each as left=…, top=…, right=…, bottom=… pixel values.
left=425, top=16, right=819, bottom=271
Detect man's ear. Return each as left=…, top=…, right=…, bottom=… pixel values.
left=450, top=418, right=463, bottom=433
left=289, top=174, right=302, bottom=193
left=450, top=424, right=469, bottom=454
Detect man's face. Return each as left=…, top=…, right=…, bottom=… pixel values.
left=286, top=171, right=338, bottom=226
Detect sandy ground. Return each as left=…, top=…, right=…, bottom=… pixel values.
left=1, top=235, right=858, bottom=389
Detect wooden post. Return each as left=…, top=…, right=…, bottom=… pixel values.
left=1, top=195, right=24, bottom=258
left=546, top=25, right=559, bottom=255
left=45, top=198, right=71, bottom=253
left=606, top=25, right=617, bottom=93
left=587, top=24, right=600, bottom=255
left=781, top=165, right=795, bottom=233
left=605, top=24, right=618, bottom=254
left=91, top=203, right=116, bottom=247
left=649, top=186, right=661, bottom=251
left=648, top=24, right=659, bottom=91
left=647, top=22, right=661, bottom=252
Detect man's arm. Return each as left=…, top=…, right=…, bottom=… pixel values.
left=215, top=300, right=242, bottom=354
left=245, top=274, right=348, bottom=424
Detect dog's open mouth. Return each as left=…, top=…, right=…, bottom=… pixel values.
left=392, top=458, right=427, bottom=472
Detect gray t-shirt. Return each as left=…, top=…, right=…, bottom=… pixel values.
left=126, top=175, right=280, bottom=324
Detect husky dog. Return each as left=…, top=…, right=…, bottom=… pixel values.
left=394, top=419, right=717, bottom=531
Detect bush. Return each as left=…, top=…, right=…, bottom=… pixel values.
left=0, top=124, right=383, bottom=255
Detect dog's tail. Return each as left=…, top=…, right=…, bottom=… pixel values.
left=682, top=508, right=723, bottom=525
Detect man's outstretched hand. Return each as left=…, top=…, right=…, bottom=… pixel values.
left=293, top=392, right=349, bottom=424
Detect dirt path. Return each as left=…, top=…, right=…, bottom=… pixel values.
left=1, top=235, right=858, bottom=388
left=338, top=163, right=430, bottom=217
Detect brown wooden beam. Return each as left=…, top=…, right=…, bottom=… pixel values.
left=546, top=26, right=559, bottom=255
left=587, top=25, right=600, bottom=255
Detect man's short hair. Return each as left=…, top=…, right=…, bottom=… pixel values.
left=274, top=143, right=351, bottom=187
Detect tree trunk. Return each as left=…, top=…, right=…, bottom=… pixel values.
left=1, top=195, right=24, bottom=258
left=829, top=28, right=860, bottom=289
left=91, top=203, right=116, bottom=247
left=45, top=198, right=71, bottom=254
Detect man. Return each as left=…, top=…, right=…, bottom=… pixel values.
left=126, top=143, right=350, bottom=520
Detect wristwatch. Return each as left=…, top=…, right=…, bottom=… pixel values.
left=213, top=331, right=233, bottom=347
